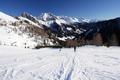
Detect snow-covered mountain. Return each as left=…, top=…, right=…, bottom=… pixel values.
left=0, top=11, right=58, bottom=48
left=0, top=11, right=17, bottom=22
left=0, top=11, right=120, bottom=48
left=0, top=12, right=120, bottom=80
left=37, top=13, right=90, bottom=26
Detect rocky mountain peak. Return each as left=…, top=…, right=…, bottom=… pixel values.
left=21, top=12, right=38, bottom=23
left=38, top=12, right=57, bottom=21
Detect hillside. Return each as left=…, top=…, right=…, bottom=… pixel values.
left=0, top=11, right=120, bottom=48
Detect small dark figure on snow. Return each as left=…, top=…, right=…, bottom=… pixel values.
left=74, top=46, right=76, bottom=52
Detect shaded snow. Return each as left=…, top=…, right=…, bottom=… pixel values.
left=0, top=46, right=120, bottom=80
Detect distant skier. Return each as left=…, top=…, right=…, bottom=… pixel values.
left=59, top=46, right=62, bottom=52
left=74, top=46, right=76, bottom=52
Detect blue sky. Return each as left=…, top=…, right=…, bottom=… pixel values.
left=0, top=0, right=120, bottom=19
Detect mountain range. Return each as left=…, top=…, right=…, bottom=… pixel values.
left=0, top=11, right=120, bottom=48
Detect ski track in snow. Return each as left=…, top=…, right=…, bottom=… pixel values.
left=0, top=46, right=120, bottom=80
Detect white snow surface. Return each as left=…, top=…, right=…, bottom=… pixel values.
left=0, top=12, right=17, bottom=22
left=0, top=46, right=120, bottom=80
left=0, top=26, right=37, bottom=48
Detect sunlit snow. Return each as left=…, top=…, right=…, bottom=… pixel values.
left=0, top=46, right=120, bottom=80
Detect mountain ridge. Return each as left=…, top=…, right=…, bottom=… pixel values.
left=0, top=11, right=120, bottom=48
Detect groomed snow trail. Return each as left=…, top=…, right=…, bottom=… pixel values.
left=0, top=46, right=120, bottom=80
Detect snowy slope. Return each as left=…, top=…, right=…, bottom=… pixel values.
left=0, top=11, right=17, bottom=22
left=0, top=46, right=120, bottom=80
left=0, top=26, right=37, bottom=48
left=0, top=11, right=56, bottom=48
left=18, top=16, right=42, bottom=28
left=0, top=25, right=55, bottom=48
